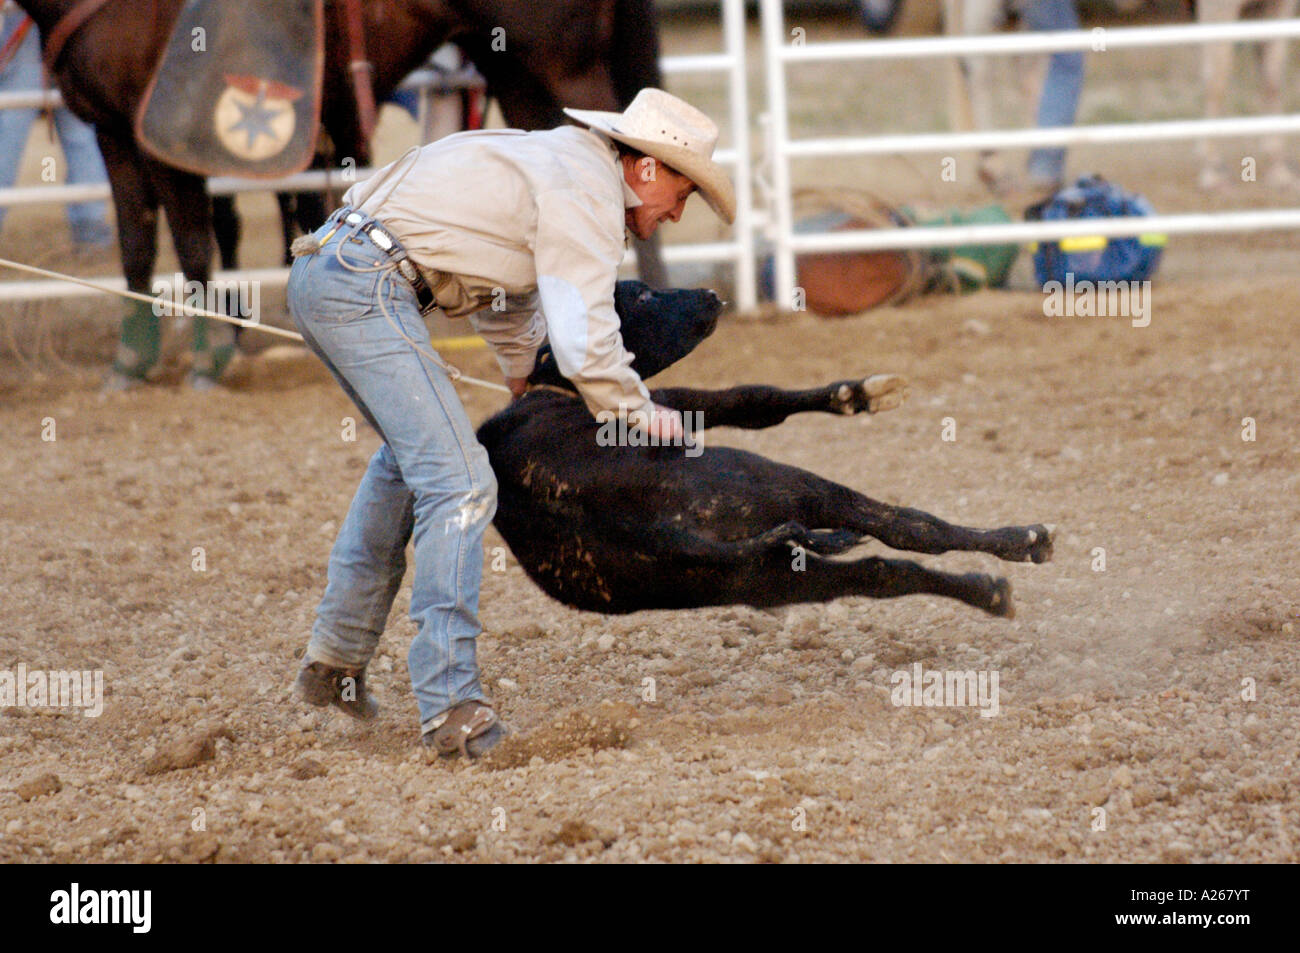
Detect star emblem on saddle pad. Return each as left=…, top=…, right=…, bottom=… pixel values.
left=214, top=75, right=303, bottom=162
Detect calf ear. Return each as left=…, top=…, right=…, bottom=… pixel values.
left=526, top=346, right=573, bottom=390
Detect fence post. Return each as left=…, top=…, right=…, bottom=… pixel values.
left=759, top=0, right=796, bottom=311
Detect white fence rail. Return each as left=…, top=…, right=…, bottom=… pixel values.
left=758, top=0, right=1300, bottom=306
left=9, top=6, right=1300, bottom=312
left=0, top=0, right=755, bottom=309
left=658, top=0, right=755, bottom=308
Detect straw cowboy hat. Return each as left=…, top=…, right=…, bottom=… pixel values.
left=564, top=88, right=737, bottom=225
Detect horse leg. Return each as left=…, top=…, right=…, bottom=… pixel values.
left=151, top=162, right=234, bottom=387
left=1258, top=0, right=1298, bottom=187
left=1198, top=0, right=1238, bottom=190
left=290, top=190, right=329, bottom=260
left=944, top=1, right=978, bottom=145
left=96, top=129, right=162, bottom=387
left=212, top=195, right=240, bottom=270
left=945, top=0, right=1011, bottom=192
left=275, top=192, right=299, bottom=266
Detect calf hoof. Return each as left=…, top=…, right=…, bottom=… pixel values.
left=1025, top=523, right=1055, bottom=564
left=985, top=577, right=1015, bottom=619
left=992, top=523, right=1055, bottom=564
left=803, top=528, right=859, bottom=555
left=834, top=374, right=909, bottom=415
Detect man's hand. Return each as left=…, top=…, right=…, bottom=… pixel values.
left=640, top=403, right=683, bottom=442
left=506, top=376, right=529, bottom=400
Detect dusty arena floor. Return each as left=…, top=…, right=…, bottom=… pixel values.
left=1, top=15, right=1298, bottom=864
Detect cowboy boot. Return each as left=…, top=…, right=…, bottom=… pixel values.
left=421, top=701, right=508, bottom=759
left=294, top=659, right=379, bottom=721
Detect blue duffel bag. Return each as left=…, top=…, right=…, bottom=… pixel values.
left=1026, top=175, right=1166, bottom=287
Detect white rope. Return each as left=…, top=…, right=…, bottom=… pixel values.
left=0, top=255, right=302, bottom=339
left=0, top=254, right=511, bottom=395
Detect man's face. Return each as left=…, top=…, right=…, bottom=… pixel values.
left=623, top=155, right=696, bottom=241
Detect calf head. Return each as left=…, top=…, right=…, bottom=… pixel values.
left=527, top=280, right=723, bottom=390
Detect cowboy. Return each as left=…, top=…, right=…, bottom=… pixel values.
left=288, top=88, right=735, bottom=759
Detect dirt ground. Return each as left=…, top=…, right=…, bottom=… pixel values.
left=1, top=14, right=1298, bottom=863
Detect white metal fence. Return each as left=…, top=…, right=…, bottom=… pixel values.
left=757, top=0, right=1300, bottom=306
left=7, top=5, right=1300, bottom=312
left=0, top=0, right=756, bottom=308
left=656, top=0, right=755, bottom=307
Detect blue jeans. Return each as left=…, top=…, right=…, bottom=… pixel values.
left=0, top=16, right=112, bottom=244
left=287, top=215, right=497, bottom=732
left=1021, top=0, right=1084, bottom=186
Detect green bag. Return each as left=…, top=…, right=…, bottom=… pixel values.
left=903, top=204, right=1020, bottom=293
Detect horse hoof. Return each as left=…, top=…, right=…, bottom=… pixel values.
left=1265, top=163, right=1299, bottom=189
left=1026, top=523, right=1056, bottom=564
left=188, top=372, right=221, bottom=392
left=986, top=577, right=1015, bottom=619
left=837, top=374, right=909, bottom=414
left=1198, top=166, right=1227, bottom=192
left=102, top=371, right=143, bottom=393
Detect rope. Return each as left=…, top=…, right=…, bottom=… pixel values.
left=0, top=254, right=511, bottom=395
left=324, top=220, right=511, bottom=394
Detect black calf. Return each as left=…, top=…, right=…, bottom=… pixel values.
left=475, top=281, right=1054, bottom=617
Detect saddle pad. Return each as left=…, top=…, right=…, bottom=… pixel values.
left=135, top=0, right=323, bottom=179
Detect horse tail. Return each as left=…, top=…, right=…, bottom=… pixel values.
left=611, top=0, right=662, bottom=107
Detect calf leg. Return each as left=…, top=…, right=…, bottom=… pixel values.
left=818, top=482, right=1055, bottom=564
left=621, top=523, right=1013, bottom=616
left=718, top=549, right=1014, bottom=618
left=652, top=374, right=908, bottom=430
left=649, top=521, right=861, bottom=561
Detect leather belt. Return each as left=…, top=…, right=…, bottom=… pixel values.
left=336, top=207, right=438, bottom=315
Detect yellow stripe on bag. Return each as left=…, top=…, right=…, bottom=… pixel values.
left=1028, top=232, right=1167, bottom=254
left=1058, top=235, right=1108, bottom=252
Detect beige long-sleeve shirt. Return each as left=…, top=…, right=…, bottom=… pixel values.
left=342, top=126, right=652, bottom=421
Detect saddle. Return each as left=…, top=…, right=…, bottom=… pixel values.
left=134, top=0, right=326, bottom=179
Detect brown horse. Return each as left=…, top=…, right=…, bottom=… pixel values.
left=17, top=0, right=662, bottom=387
